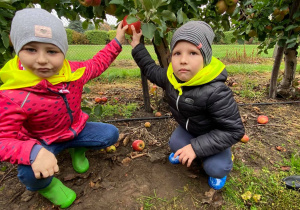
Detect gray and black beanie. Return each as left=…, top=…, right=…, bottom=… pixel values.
left=10, top=8, right=68, bottom=56
left=170, top=21, right=215, bottom=66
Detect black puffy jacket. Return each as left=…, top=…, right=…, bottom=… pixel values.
left=132, top=43, right=245, bottom=158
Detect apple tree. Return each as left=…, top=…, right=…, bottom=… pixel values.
left=229, top=0, right=300, bottom=98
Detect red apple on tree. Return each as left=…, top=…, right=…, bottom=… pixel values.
left=257, top=115, right=269, bottom=124
left=215, top=0, right=228, bottom=14
left=78, top=0, right=93, bottom=7
left=123, top=15, right=141, bottom=35
left=132, top=140, right=145, bottom=151
left=240, top=134, right=249, bottom=143
left=91, top=0, right=101, bottom=6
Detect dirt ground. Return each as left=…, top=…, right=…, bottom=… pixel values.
left=0, top=64, right=300, bottom=210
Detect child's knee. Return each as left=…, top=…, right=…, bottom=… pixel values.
left=203, top=161, right=232, bottom=178
left=107, top=124, right=119, bottom=145
left=17, top=165, right=52, bottom=191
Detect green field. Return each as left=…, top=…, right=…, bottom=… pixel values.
left=66, top=44, right=275, bottom=61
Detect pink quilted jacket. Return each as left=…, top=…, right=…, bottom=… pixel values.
left=0, top=39, right=122, bottom=165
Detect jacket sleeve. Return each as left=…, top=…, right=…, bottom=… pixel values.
left=68, top=38, right=122, bottom=83
left=190, top=84, right=245, bottom=158
left=0, top=94, right=40, bottom=165
left=132, top=43, right=168, bottom=89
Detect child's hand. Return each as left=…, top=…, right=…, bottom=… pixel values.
left=174, top=144, right=196, bottom=167
left=130, top=25, right=143, bottom=49
left=115, top=20, right=128, bottom=45
left=31, top=148, right=59, bottom=179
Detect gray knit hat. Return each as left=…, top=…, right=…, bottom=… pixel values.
left=170, top=21, right=215, bottom=66
left=10, top=8, right=68, bottom=56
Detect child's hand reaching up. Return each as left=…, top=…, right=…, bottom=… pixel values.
left=174, top=144, right=197, bottom=167
left=130, top=25, right=143, bottom=49
left=31, top=148, right=59, bottom=179
left=115, top=20, right=129, bottom=45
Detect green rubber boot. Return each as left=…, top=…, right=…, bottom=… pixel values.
left=69, top=147, right=89, bottom=173
left=38, top=177, right=76, bottom=209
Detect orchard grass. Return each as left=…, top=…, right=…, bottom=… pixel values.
left=135, top=154, right=300, bottom=209
left=66, top=44, right=276, bottom=62
left=223, top=153, right=300, bottom=209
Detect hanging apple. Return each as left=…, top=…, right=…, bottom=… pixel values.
left=123, top=15, right=141, bottom=35
left=78, top=0, right=101, bottom=7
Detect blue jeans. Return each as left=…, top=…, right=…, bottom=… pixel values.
left=17, top=122, right=119, bottom=191
left=169, top=125, right=233, bottom=178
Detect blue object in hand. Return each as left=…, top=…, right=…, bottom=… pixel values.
left=169, top=153, right=180, bottom=164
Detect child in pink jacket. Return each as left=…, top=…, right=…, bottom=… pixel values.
left=0, top=8, right=128, bottom=208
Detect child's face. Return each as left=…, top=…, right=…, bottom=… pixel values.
left=18, top=42, right=65, bottom=79
left=171, top=41, right=204, bottom=82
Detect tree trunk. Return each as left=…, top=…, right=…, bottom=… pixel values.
left=269, top=45, right=284, bottom=98
left=140, top=36, right=152, bottom=112
left=152, top=37, right=171, bottom=68
left=277, top=45, right=298, bottom=98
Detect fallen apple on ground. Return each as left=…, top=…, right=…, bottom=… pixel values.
left=95, top=97, right=101, bottom=103
left=144, top=122, right=151, bottom=128
left=257, top=115, right=269, bottom=124
left=123, top=15, right=141, bottom=35
left=240, top=134, right=249, bottom=143
left=101, top=97, right=108, bottom=103
left=155, top=112, right=162, bottom=117
left=106, top=145, right=116, bottom=153
left=132, top=140, right=145, bottom=151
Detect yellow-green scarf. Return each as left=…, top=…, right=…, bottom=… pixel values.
left=167, top=56, right=225, bottom=95
left=0, top=55, right=85, bottom=90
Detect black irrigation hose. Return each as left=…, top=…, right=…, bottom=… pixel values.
left=104, top=101, right=300, bottom=123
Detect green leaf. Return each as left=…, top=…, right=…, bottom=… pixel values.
left=141, top=0, right=152, bottom=11
left=0, top=2, right=15, bottom=10
left=81, top=107, right=92, bottom=115
left=293, top=10, right=300, bottom=19
left=286, top=38, right=297, bottom=44
left=82, top=20, right=89, bottom=30
left=272, top=26, right=284, bottom=31
left=161, top=10, right=176, bottom=22
left=176, top=8, right=187, bottom=24
left=125, top=15, right=139, bottom=24
left=1, top=31, right=9, bottom=48
left=110, top=0, right=124, bottom=4
left=287, top=42, right=296, bottom=49
left=141, top=22, right=156, bottom=39
left=94, top=105, right=103, bottom=116
left=83, top=86, right=91, bottom=93
left=285, top=25, right=298, bottom=31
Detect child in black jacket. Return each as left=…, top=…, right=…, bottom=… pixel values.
left=129, top=21, right=245, bottom=190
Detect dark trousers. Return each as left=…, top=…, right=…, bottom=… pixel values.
left=17, top=122, right=119, bottom=191
left=169, top=125, right=233, bottom=178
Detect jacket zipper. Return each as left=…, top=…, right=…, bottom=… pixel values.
left=47, top=86, right=77, bottom=137
left=176, top=95, right=180, bottom=111
left=185, top=118, right=189, bottom=132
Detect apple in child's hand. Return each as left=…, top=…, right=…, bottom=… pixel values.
left=240, top=134, right=249, bottom=143
left=123, top=15, right=141, bottom=35
left=132, top=140, right=145, bottom=151
left=257, top=115, right=269, bottom=124
left=106, top=145, right=116, bottom=153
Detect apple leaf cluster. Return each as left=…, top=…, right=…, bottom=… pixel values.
left=230, top=0, right=300, bottom=54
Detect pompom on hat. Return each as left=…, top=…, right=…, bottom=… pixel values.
left=10, top=8, right=68, bottom=56
left=170, top=21, right=215, bottom=66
